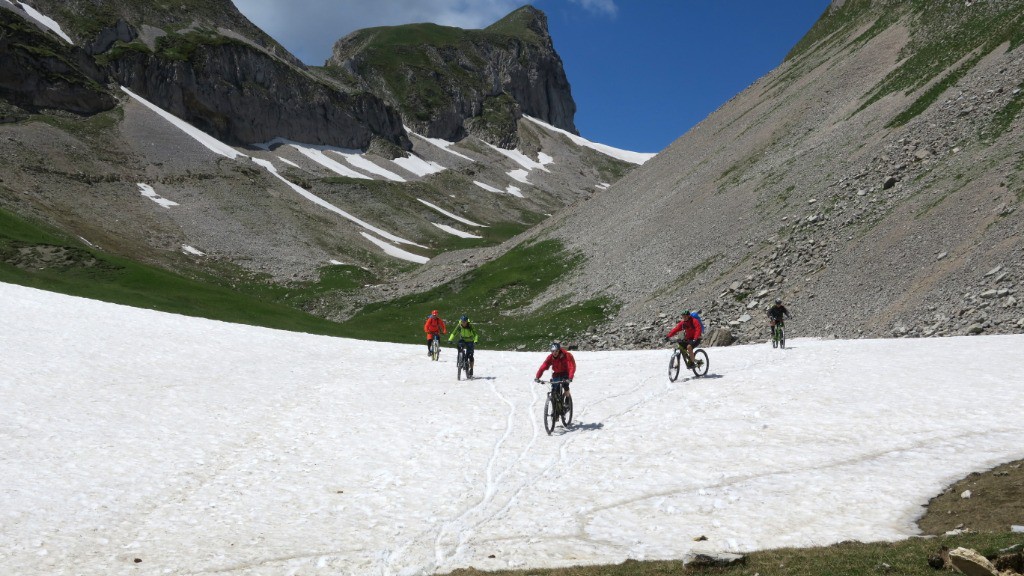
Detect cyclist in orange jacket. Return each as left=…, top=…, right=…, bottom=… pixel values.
left=534, top=341, right=576, bottom=401
left=423, top=310, right=446, bottom=356
left=665, top=309, right=703, bottom=368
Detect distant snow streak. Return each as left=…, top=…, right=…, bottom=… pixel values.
left=408, top=129, right=474, bottom=161
left=393, top=154, right=445, bottom=177
left=20, top=2, right=73, bottom=43
left=251, top=158, right=426, bottom=254
left=416, top=199, right=487, bottom=227
left=137, top=183, right=178, bottom=208
left=121, top=87, right=246, bottom=160
left=485, top=143, right=551, bottom=172
left=522, top=115, right=656, bottom=165
left=432, top=223, right=482, bottom=239
left=359, top=232, right=429, bottom=264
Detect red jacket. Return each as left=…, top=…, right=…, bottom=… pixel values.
left=424, top=316, right=446, bottom=336
left=536, top=351, right=576, bottom=380
left=667, top=316, right=702, bottom=341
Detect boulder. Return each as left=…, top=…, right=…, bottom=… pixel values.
left=948, top=547, right=998, bottom=576
left=704, top=327, right=735, bottom=347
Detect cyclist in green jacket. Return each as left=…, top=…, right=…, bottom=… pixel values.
left=449, top=315, right=479, bottom=377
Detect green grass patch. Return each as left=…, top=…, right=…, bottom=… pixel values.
left=984, top=82, right=1024, bottom=141
left=851, top=2, right=1024, bottom=125
left=339, top=238, right=617, bottom=349
left=887, top=52, right=984, bottom=128
left=0, top=208, right=358, bottom=337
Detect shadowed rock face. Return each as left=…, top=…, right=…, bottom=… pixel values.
left=0, top=9, right=115, bottom=115
left=14, top=0, right=409, bottom=149
left=106, top=41, right=410, bottom=149
left=327, top=6, right=577, bottom=146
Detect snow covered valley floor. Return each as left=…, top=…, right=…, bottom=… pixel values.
left=2, top=281, right=1023, bottom=576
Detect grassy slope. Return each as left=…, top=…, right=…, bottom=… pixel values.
left=340, top=238, right=617, bottom=349
left=0, top=207, right=613, bottom=349
left=0, top=208, right=359, bottom=336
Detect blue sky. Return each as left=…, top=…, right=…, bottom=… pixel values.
left=233, top=1, right=832, bottom=153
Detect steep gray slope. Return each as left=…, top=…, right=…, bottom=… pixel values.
left=520, top=0, right=1024, bottom=347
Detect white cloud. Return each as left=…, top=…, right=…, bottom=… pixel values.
left=232, top=0, right=529, bottom=64
left=569, top=0, right=617, bottom=17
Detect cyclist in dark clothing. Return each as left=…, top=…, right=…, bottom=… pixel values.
left=767, top=298, right=791, bottom=338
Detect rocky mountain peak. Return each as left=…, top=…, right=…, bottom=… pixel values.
left=327, top=7, right=577, bottom=147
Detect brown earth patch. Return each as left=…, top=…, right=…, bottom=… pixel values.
left=918, top=459, right=1024, bottom=535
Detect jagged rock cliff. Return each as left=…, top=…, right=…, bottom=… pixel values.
left=327, top=6, right=577, bottom=147
left=14, top=0, right=409, bottom=149
left=0, top=9, right=114, bottom=115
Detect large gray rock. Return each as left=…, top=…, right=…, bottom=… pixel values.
left=948, top=547, right=998, bottom=576
left=704, top=327, right=736, bottom=347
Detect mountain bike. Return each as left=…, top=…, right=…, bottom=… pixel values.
left=429, top=333, right=441, bottom=361
left=456, top=342, right=474, bottom=380
left=771, top=321, right=786, bottom=349
left=668, top=342, right=709, bottom=381
left=538, top=379, right=573, bottom=435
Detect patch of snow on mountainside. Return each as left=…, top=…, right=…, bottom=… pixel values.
left=408, top=129, right=474, bottom=161
left=251, top=158, right=426, bottom=254
left=416, top=199, right=487, bottom=227
left=137, top=183, right=178, bottom=208
left=393, top=154, right=446, bottom=177
left=485, top=143, right=551, bottom=172
left=122, top=87, right=246, bottom=160
left=359, top=232, right=429, bottom=264
left=432, top=223, right=482, bottom=239
left=19, top=2, right=73, bottom=43
left=523, top=115, right=656, bottom=165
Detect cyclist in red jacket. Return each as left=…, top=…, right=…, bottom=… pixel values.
left=423, top=310, right=446, bottom=356
left=534, top=341, right=576, bottom=401
left=665, top=310, right=703, bottom=368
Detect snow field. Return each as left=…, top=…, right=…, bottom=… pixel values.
left=2, top=281, right=1023, bottom=576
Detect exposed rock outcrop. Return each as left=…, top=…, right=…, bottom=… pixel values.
left=106, top=40, right=410, bottom=148
left=17, top=0, right=409, bottom=149
left=327, top=6, right=577, bottom=146
left=0, top=9, right=115, bottom=115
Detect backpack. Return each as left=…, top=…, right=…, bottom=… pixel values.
left=690, top=310, right=705, bottom=333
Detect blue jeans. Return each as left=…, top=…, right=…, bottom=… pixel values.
left=457, top=340, right=475, bottom=360
left=550, top=376, right=569, bottom=397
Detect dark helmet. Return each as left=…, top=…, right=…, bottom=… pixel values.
left=682, top=309, right=691, bottom=316
left=549, top=341, right=561, bottom=352
left=774, top=298, right=782, bottom=304
left=459, top=314, right=468, bottom=321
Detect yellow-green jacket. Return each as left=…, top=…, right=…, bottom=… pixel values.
left=448, top=323, right=480, bottom=343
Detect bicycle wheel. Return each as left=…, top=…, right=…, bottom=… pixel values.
left=779, top=326, right=786, bottom=349
left=668, top=350, right=681, bottom=382
left=543, top=393, right=557, bottom=435
left=431, top=338, right=440, bottom=361
left=691, top=349, right=709, bottom=377
left=560, top=394, right=573, bottom=428
left=456, top=349, right=465, bottom=380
